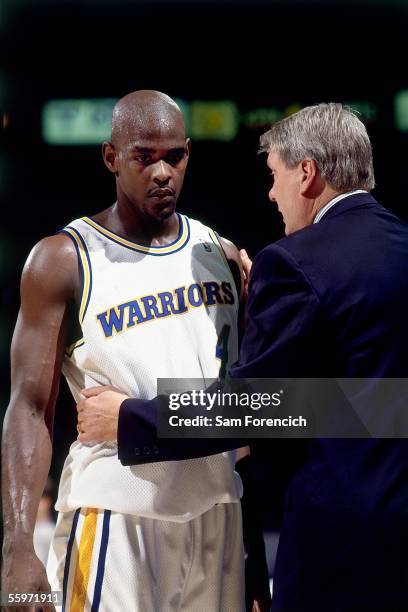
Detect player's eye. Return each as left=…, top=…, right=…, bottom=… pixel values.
left=135, top=155, right=153, bottom=165
left=165, top=151, right=185, bottom=166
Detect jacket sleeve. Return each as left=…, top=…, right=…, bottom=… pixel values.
left=117, top=395, right=246, bottom=465
left=230, top=243, right=322, bottom=379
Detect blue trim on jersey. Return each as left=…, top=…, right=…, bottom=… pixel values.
left=144, top=215, right=191, bottom=256
left=70, top=228, right=93, bottom=321
left=208, top=229, right=239, bottom=297
left=65, top=338, right=85, bottom=358
left=62, top=508, right=80, bottom=612
left=59, top=228, right=82, bottom=296
left=91, top=510, right=111, bottom=612
left=83, top=213, right=191, bottom=256
left=60, top=228, right=93, bottom=323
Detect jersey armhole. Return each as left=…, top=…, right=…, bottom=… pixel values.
left=58, top=228, right=93, bottom=325
left=208, top=229, right=241, bottom=298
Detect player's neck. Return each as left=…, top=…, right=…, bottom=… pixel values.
left=92, top=202, right=180, bottom=246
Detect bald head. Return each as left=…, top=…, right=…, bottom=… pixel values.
left=111, top=90, right=185, bottom=147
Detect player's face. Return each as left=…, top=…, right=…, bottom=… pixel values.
left=114, top=125, right=190, bottom=223
left=267, top=152, right=308, bottom=235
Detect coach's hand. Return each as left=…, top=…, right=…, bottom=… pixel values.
left=251, top=599, right=269, bottom=612
left=77, top=386, right=129, bottom=443
left=239, top=249, right=252, bottom=304
left=1, top=550, right=56, bottom=612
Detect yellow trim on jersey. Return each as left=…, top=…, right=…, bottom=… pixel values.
left=208, top=229, right=240, bottom=301
left=82, top=214, right=189, bottom=254
left=70, top=508, right=98, bottom=611
left=65, top=338, right=85, bottom=358
left=208, top=229, right=229, bottom=268
left=64, top=227, right=91, bottom=324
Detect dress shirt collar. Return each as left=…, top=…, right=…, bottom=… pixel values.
left=313, top=190, right=368, bottom=224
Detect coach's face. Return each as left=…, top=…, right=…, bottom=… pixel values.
left=267, top=152, right=310, bottom=235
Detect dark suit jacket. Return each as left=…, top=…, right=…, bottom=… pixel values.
left=229, top=192, right=408, bottom=611
left=119, top=192, right=408, bottom=611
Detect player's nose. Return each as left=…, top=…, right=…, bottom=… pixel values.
left=152, top=160, right=172, bottom=185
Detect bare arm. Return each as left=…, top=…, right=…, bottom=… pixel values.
left=218, top=236, right=245, bottom=302
left=1, top=234, right=78, bottom=608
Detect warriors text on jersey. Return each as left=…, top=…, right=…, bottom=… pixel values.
left=56, top=213, right=242, bottom=521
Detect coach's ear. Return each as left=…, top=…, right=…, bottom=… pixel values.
left=299, top=158, right=321, bottom=197
left=102, top=141, right=118, bottom=175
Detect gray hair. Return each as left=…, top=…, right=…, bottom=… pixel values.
left=259, top=103, right=375, bottom=191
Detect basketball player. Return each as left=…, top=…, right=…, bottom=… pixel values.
left=2, top=91, right=249, bottom=611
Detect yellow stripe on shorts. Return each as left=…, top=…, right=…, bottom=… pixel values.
left=70, top=508, right=98, bottom=611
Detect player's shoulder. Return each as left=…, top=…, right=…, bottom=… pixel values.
left=28, top=233, right=78, bottom=266
left=185, top=214, right=239, bottom=256
left=217, top=235, right=240, bottom=262
left=21, top=233, right=78, bottom=297
left=183, top=213, right=215, bottom=234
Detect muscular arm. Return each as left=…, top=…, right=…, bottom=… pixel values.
left=218, top=235, right=245, bottom=302
left=2, top=235, right=78, bottom=603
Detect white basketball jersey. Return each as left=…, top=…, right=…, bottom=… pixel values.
left=55, top=213, right=242, bottom=521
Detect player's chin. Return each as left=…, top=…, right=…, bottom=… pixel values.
left=153, top=198, right=177, bottom=220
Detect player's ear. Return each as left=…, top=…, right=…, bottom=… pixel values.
left=185, top=138, right=191, bottom=162
left=102, top=142, right=118, bottom=174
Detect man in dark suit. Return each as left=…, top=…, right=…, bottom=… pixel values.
left=77, top=104, right=408, bottom=611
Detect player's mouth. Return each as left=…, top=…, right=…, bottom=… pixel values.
left=149, top=188, right=175, bottom=199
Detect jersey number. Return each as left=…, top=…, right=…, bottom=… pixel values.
left=216, top=324, right=230, bottom=378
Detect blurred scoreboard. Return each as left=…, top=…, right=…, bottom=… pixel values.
left=41, top=97, right=388, bottom=146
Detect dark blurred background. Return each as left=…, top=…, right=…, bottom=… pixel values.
left=1, top=0, right=408, bottom=576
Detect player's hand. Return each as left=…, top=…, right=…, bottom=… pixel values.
left=1, top=550, right=56, bottom=612
left=239, top=249, right=252, bottom=304
left=77, top=386, right=129, bottom=443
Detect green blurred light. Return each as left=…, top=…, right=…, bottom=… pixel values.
left=190, top=101, right=239, bottom=141
left=394, top=90, right=408, bottom=132
left=174, top=98, right=190, bottom=135
left=42, top=97, right=191, bottom=145
left=345, top=101, right=378, bottom=121
left=243, top=107, right=282, bottom=128
left=42, top=98, right=117, bottom=145
left=42, top=98, right=240, bottom=144
left=42, top=97, right=383, bottom=144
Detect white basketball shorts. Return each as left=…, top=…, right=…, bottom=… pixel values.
left=47, top=502, right=245, bottom=612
